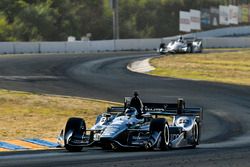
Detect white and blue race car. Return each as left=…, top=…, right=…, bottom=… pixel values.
left=58, top=98, right=203, bottom=151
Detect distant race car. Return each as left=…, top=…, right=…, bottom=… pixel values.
left=58, top=98, right=203, bottom=151
left=158, top=38, right=203, bottom=54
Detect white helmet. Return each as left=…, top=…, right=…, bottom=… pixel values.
left=125, top=107, right=138, bottom=116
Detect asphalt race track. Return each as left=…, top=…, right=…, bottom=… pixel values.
left=0, top=52, right=250, bottom=166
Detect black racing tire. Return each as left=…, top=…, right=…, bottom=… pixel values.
left=150, top=118, right=169, bottom=150
left=64, top=117, right=86, bottom=152
left=199, top=45, right=203, bottom=53
left=65, top=145, right=83, bottom=152
left=65, top=117, right=86, bottom=136
left=191, top=121, right=199, bottom=148
left=187, top=45, right=193, bottom=53
left=101, top=143, right=113, bottom=150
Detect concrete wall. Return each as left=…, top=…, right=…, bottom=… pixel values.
left=90, top=40, right=114, bottom=51
left=65, top=42, right=86, bottom=53
left=203, top=38, right=250, bottom=48
left=163, top=26, right=250, bottom=39
left=0, top=42, right=14, bottom=54
left=190, top=26, right=250, bottom=38
left=0, top=37, right=249, bottom=54
left=40, top=42, right=66, bottom=53
left=0, top=39, right=160, bottom=54
left=14, top=42, right=40, bottom=54
left=1, top=26, right=250, bottom=54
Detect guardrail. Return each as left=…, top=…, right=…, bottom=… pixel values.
left=0, top=37, right=249, bottom=54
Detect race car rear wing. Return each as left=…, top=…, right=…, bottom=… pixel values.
left=108, top=97, right=202, bottom=121
left=148, top=108, right=203, bottom=121
left=185, top=37, right=202, bottom=41
left=169, top=38, right=202, bottom=42
left=143, top=98, right=203, bottom=121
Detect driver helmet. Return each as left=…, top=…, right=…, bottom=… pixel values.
left=125, top=107, right=138, bottom=116
left=134, top=91, right=139, bottom=97
left=178, top=36, right=183, bottom=42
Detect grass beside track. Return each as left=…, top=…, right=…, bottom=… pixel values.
left=149, top=49, right=250, bottom=86
left=0, top=89, right=121, bottom=140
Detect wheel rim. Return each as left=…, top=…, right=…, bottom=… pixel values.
left=164, top=126, right=170, bottom=146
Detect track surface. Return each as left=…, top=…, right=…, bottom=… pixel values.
left=0, top=52, right=250, bottom=166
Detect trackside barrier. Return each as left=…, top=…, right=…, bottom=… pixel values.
left=14, top=42, right=40, bottom=54
left=115, top=39, right=162, bottom=51
left=40, top=42, right=66, bottom=53
left=0, top=42, right=14, bottom=54
left=188, top=26, right=250, bottom=38
left=65, top=41, right=87, bottom=53
left=89, top=40, right=115, bottom=52
left=0, top=38, right=250, bottom=54
left=202, top=38, right=250, bottom=48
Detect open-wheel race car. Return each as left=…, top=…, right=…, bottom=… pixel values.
left=57, top=98, right=203, bottom=152
left=158, top=37, right=203, bottom=54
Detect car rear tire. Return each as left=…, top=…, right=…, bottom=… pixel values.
left=199, top=45, right=203, bottom=53
left=150, top=118, right=169, bottom=150
left=65, top=145, right=83, bottom=152
left=191, top=121, right=199, bottom=148
left=64, top=117, right=86, bottom=152
left=101, top=143, right=113, bottom=150
left=187, top=45, right=193, bottom=53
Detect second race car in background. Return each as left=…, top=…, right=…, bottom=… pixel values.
left=158, top=37, right=203, bottom=54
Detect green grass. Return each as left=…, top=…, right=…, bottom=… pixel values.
left=0, top=89, right=121, bottom=139
left=149, top=49, right=250, bottom=86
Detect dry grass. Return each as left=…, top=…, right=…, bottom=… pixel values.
left=149, top=50, right=250, bottom=86
left=0, top=90, right=121, bottom=140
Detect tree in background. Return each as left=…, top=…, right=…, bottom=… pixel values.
left=0, top=0, right=244, bottom=41
left=0, top=0, right=112, bottom=41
